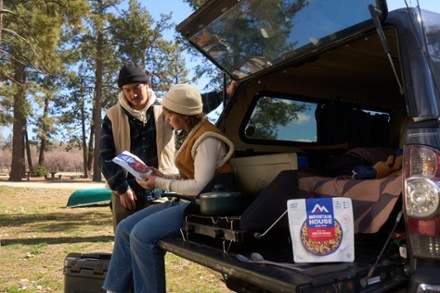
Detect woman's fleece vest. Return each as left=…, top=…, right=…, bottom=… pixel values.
left=175, top=119, right=234, bottom=180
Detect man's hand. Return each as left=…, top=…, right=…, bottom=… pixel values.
left=119, top=189, right=137, bottom=210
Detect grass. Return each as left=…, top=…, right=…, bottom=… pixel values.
left=0, top=185, right=232, bottom=293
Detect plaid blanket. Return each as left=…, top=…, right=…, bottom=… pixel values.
left=298, top=175, right=402, bottom=234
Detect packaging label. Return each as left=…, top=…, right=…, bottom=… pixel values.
left=306, top=198, right=335, bottom=241
left=287, top=197, right=354, bottom=263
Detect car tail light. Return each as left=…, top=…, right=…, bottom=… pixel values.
left=403, top=145, right=440, bottom=259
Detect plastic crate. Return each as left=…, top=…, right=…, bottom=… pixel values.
left=64, top=252, right=111, bottom=293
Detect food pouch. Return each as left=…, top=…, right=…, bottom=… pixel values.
left=287, top=197, right=354, bottom=263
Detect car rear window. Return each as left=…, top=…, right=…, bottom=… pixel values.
left=242, top=93, right=391, bottom=146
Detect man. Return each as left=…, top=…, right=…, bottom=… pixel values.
left=99, top=62, right=232, bottom=230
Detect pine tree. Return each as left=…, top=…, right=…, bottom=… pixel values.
left=0, top=0, right=88, bottom=181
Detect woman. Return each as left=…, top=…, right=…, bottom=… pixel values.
left=103, top=83, right=234, bottom=293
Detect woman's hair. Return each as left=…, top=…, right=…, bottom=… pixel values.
left=163, top=107, right=205, bottom=129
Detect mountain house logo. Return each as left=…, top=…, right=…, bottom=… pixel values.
left=311, top=204, right=329, bottom=213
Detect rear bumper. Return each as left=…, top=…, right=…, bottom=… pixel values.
left=158, top=237, right=408, bottom=292
left=408, top=267, right=440, bottom=292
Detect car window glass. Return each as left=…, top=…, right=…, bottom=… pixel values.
left=243, top=94, right=391, bottom=144
left=187, top=0, right=384, bottom=79
left=243, top=95, right=317, bottom=143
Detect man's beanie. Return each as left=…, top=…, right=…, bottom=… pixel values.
left=161, top=84, right=203, bottom=116
left=117, top=63, right=150, bottom=88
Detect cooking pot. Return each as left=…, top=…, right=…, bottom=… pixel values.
left=163, top=189, right=243, bottom=216
left=197, top=191, right=242, bottom=216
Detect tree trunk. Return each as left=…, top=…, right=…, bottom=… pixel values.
left=25, top=128, right=33, bottom=174
left=87, top=126, right=94, bottom=174
left=80, top=96, right=88, bottom=178
left=38, top=97, right=49, bottom=166
left=92, top=9, right=103, bottom=183
left=9, top=61, right=26, bottom=181
left=38, top=136, right=46, bottom=166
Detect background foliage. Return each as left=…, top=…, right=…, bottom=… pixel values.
left=0, top=0, right=220, bottom=181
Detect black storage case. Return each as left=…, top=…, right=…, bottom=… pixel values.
left=64, top=252, right=111, bottom=293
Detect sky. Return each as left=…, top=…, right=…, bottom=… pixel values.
left=1, top=0, right=440, bottom=139
left=144, top=0, right=193, bottom=25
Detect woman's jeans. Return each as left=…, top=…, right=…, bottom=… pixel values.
left=102, top=200, right=189, bottom=293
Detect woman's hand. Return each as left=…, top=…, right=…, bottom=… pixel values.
left=137, top=174, right=157, bottom=189
left=148, top=166, right=164, bottom=177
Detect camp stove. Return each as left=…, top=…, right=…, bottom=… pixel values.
left=181, top=210, right=293, bottom=255
left=182, top=214, right=252, bottom=243
left=180, top=170, right=299, bottom=252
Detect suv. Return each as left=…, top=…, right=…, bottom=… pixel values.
left=158, top=0, right=440, bottom=292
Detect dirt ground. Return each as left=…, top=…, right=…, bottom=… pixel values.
left=0, top=173, right=105, bottom=189
left=0, top=179, right=105, bottom=189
